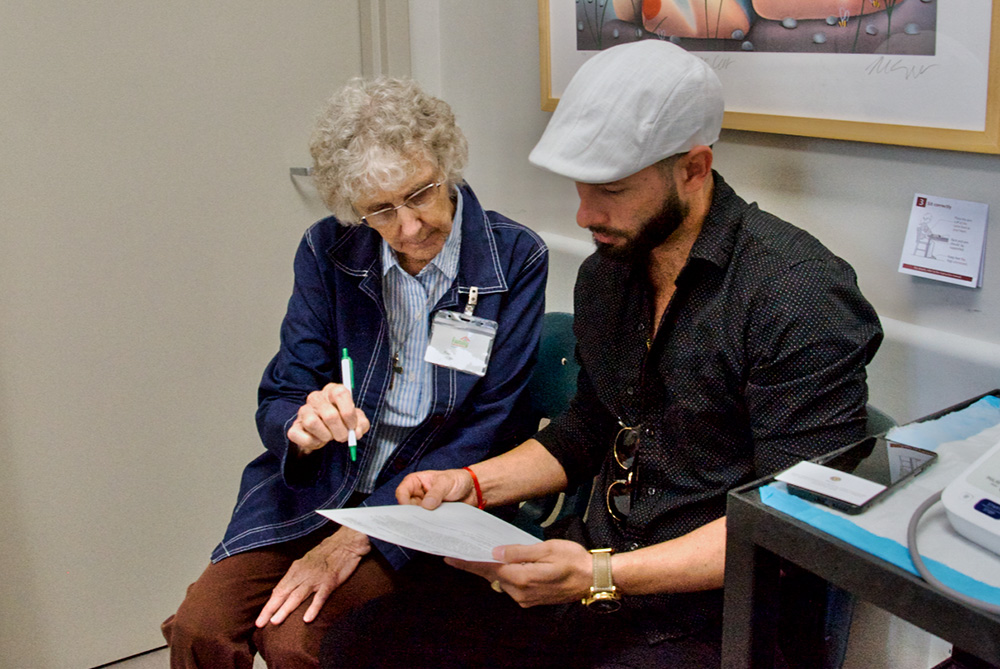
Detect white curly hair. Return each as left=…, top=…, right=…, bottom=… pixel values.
left=309, top=76, right=469, bottom=223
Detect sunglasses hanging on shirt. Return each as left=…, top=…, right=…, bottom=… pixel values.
left=607, top=422, right=640, bottom=522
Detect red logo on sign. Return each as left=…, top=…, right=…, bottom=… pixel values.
left=916, top=197, right=928, bottom=207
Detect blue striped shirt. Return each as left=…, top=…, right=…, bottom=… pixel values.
left=356, top=189, right=463, bottom=492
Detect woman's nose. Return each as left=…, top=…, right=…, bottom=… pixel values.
left=395, top=205, right=423, bottom=237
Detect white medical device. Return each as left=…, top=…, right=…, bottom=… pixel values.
left=941, top=439, right=1000, bottom=556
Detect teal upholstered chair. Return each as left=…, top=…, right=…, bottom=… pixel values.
left=866, top=404, right=896, bottom=439
left=525, top=312, right=579, bottom=426
left=512, top=312, right=587, bottom=538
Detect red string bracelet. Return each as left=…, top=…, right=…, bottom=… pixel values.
left=463, top=467, right=485, bottom=509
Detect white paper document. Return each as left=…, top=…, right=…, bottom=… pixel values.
left=317, top=502, right=541, bottom=563
left=898, top=193, right=989, bottom=288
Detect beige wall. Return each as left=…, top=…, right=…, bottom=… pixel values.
left=0, top=2, right=360, bottom=666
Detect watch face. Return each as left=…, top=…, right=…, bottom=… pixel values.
left=588, top=596, right=622, bottom=613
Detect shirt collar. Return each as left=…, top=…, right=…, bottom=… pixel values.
left=685, top=171, right=741, bottom=272
left=381, top=187, right=463, bottom=280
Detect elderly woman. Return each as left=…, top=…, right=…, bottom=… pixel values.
left=162, top=77, right=548, bottom=668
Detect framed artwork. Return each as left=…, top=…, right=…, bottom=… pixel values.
left=538, top=0, right=1000, bottom=153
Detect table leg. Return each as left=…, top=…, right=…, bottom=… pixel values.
left=723, top=498, right=783, bottom=668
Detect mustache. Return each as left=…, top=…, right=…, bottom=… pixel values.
left=586, top=226, right=629, bottom=239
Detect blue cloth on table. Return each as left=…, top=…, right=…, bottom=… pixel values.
left=884, top=395, right=1000, bottom=451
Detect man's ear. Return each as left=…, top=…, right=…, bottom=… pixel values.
left=678, top=146, right=713, bottom=192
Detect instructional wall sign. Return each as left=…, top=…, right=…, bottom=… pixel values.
left=899, top=194, right=989, bottom=288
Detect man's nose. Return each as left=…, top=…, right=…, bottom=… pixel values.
left=575, top=192, right=606, bottom=229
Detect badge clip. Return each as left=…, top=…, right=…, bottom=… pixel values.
left=464, top=286, right=479, bottom=317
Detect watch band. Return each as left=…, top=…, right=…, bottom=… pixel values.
left=592, top=548, right=614, bottom=591
left=583, top=547, right=621, bottom=612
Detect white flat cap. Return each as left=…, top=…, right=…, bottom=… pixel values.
left=529, top=40, right=724, bottom=183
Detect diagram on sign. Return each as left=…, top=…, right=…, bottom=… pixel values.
left=899, top=194, right=988, bottom=288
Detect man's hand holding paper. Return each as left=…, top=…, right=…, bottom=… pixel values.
left=445, top=539, right=593, bottom=608
left=395, top=467, right=476, bottom=510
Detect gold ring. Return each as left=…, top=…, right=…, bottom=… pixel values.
left=491, top=579, right=503, bottom=593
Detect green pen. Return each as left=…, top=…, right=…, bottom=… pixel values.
left=340, top=348, right=357, bottom=462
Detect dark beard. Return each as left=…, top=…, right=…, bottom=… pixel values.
left=593, top=191, right=688, bottom=263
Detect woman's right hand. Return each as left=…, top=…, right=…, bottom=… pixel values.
left=287, top=382, right=371, bottom=454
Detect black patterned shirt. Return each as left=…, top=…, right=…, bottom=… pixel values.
left=536, top=172, right=883, bottom=643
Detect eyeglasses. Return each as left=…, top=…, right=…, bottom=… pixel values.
left=606, top=423, right=640, bottom=522
left=358, top=181, right=443, bottom=228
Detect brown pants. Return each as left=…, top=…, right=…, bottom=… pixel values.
left=161, top=525, right=399, bottom=669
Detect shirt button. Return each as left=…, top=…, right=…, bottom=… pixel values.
left=647, top=487, right=657, bottom=496
left=626, top=386, right=635, bottom=396
left=627, top=542, right=640, bottom=551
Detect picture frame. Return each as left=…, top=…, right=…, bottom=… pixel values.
left=538, top=0, right=1000, bottom=153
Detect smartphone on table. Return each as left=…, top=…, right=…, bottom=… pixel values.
left=775, top=436, right=938, bottom=514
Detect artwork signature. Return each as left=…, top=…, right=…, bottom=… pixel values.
left=701, top=55, right=735, bottom=71
left=865, top=56, right=939, bottom=80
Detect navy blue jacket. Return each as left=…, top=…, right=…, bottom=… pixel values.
left=213, top=184, right=548, bottom=568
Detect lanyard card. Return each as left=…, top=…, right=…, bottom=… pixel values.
left=424, top=310, right=498, bottom=377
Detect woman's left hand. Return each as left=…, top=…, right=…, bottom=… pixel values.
left=255, top=526, right=371, bottom=626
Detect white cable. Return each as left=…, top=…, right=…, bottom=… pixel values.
left=906, top=489, right=1000, bottom=615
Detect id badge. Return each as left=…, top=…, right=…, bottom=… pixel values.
left=424, top=310, right=498, bottom=377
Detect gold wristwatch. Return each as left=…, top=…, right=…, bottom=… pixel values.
left=582, top=547, right=622, bottom=612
